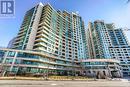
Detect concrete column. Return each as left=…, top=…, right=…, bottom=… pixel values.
left=9, top=52, right=18, bottom=72
left=1, top=51, right=9, bottom=76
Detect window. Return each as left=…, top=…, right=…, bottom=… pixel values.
left=5, top=58, right=13, bottom=64
left=0, top=50, right=5, bottom=57
left=15, top=59, right=21, bottom=64
left=17, top=52, right=39, bottom=59
left=7, top=51, right=16, bottom=57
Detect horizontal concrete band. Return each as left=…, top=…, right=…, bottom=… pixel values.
left=81, top=59, right=120, bottom=63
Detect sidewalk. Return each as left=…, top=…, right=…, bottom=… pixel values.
left=0, top=76, right=95, bottom=81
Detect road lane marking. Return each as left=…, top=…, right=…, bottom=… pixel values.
left=51, top=83, right=57, bottom=86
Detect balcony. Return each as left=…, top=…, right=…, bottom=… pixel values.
left=35, top=38, right=48, bottom=43
left=33, top=47, right=47, bottom=51
left=36, top=34, right=48, bottom=39
left=17, top=32, right=26, bottom=37
left=34, top=42, right=47, bottom=47
left=37, top=29, right=49, bottom=37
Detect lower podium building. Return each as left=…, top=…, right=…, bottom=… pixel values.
left=81, top=59, right=122, bottom=78
left=0, top=47, right=122, bottom=78
left=0, top=48, right=81, bottom=76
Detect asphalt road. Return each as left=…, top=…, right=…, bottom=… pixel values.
left=0, top=80, right=130, bottom=87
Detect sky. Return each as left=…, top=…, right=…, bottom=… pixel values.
left=0, top=0, right=130, bottom=47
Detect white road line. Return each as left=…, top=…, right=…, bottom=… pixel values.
left=51, top=83, right=57, bottom=86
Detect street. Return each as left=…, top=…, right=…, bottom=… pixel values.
left=0, top=80, right=130, bottom=87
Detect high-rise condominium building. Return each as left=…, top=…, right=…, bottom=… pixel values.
left=87, top=20, right=130, bottom=77
left=13, top=3, right=88, bottom=60
left=108, top=25, right=130, bottom=76
left=0, top=3, right=88, bottom=76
